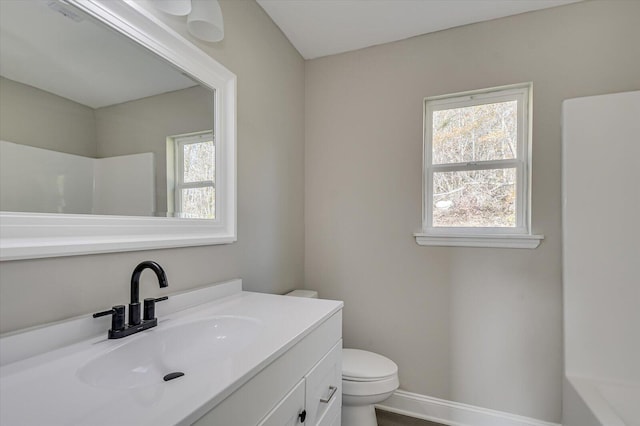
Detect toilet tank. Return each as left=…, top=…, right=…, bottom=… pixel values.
left=286, top=289, right=318, bottom=298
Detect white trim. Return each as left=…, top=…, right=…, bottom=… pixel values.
left=376, top=390, right=561, bottom=426
left=0, top=0, right=237, bottom=261
left=425, top=84, right=532, bottom=103
left=414, top=233, right=543, bottom=249
left=419, top=83, right=539, bottom=248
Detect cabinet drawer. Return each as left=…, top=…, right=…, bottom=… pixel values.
left=305, top=340, right=342, bottom=425
left=316, top=388, right=340, bottom=426
left=257, top=379, right=305, bottom=426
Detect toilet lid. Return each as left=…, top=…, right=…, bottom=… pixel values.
left=342, top=349, right=398, bottom=382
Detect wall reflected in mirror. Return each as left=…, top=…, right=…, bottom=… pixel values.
left=0, top=0, right=215, bottom=219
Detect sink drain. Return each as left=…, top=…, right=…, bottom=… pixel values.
left=163, top=372, right=185, bottom=382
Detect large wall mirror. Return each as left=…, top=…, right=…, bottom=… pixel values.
left=0, top=0, right=237, bottom=260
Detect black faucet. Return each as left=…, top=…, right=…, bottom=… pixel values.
left=93, top=261, right=169, bottom=339
left=129, top=261, right=169, bottom=326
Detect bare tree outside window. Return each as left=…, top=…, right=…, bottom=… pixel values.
left=432, top=101, right=517, bottom=227
left=422, top=84, right=532, bottom=238
left=172, top=132, right=215, bottom=219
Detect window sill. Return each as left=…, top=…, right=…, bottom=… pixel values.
left=414, top=233, right=544, bottom=249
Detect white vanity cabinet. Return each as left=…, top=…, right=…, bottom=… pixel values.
left=0, top=282, right=343, bottom=426
left=257, top=339, right=341, bottom=426
left=194, top=310, right=342, bottom=426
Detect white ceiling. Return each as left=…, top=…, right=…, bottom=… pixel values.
left=0, top=0, right=197, bottom=109
left=256, top=0, right=581, bottom=60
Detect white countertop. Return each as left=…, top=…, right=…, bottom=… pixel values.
left=0, top=280, right=343, bottom=425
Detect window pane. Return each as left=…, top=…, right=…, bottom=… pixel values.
left=433, top=168, right=516, bottom=227
left=181, top=187, right=215, bottom=219
left=183, top=141, right=214, bottom=183
left=432, top=101, right=517, bottom=164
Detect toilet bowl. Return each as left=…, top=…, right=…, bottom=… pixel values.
left=285, top=290, right=399, bottom=426
left=341, top=348, right=399, bottom=426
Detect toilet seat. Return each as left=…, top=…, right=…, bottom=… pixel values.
left=342, top=374, right=399, bottom=396
left=342, top=349, right=398, bottom=382
left=342, top=349, right=399, bottom=397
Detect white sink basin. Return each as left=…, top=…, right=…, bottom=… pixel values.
left=77, top=315, right=261, bottom=389
left=1, top=282, right=344, bottom=426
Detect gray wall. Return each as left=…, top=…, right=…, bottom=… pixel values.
left=0, top=76, right=97, bottom=157
left=0, top=0, right=305, bottom=332
left=95, top=85, right=213, bottom=215
left=304, top=0, right=640, bottom=423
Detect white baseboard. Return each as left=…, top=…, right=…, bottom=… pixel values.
left=376, top=390, right=561, bottom=426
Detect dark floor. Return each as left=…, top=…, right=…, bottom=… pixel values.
left=376, top=409, right=446, bottom=426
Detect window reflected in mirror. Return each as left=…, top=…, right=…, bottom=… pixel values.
left=167, top=132, right=216, bottom=219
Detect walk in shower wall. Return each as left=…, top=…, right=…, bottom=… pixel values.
left=562, top=91, right=640, bottom=426
left=0, top=141, right=154, bottom=216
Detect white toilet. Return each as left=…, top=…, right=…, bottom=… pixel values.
left=341, top=348, right=399, bottom=425
left=286, top=290, right=399, bottom=426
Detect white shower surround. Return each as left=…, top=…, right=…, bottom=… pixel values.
left=0, top=141, right=155, bottom=216
left=562, top=90, right=640, bottom=426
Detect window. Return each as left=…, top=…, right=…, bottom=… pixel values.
left=168, top=131, right=216, bottom=219
left=415, top=83, right=543, bottom=248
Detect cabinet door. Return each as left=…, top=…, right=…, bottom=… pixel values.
left=258, top=379, right=305, bottom=426
left=305, top=340, right=342, bottom=425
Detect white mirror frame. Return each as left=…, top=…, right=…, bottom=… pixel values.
left=0, top=0, right=237, bottom=261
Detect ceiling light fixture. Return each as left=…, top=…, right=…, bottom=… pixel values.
left=187, top=0, right=224, bottom=42
left=152, top=0, right=224, bottom=43
left=152, top=0, right=192, bottom=16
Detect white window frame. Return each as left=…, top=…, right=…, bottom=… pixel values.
left=172, top=132, right=215, bottom=218
left=414, top=83, right=543, bottom=249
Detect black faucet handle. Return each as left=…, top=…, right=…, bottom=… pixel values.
left=93, top=309, right=114, bottom=318
left=143, top=297, right=168, bottom=321
left=93, top=305, right=126, bottom=332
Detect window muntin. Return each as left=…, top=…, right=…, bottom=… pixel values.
left=173, top=132, right=215, bottom=219
left=423, top=84, right=531, bottom=236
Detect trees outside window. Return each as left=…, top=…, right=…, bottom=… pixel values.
left=171, top=132, right=215, bottom=219
left=416, top=83, right=542, bottom=248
